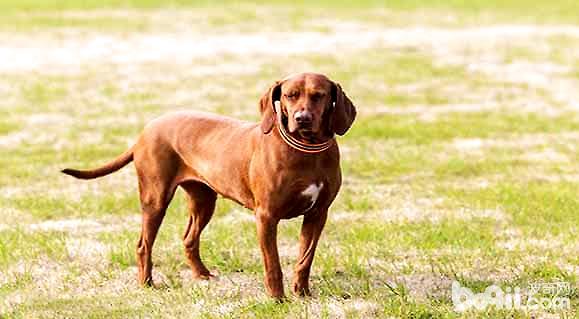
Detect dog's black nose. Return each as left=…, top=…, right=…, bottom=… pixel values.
left=294, top=111, right=313, bottom=126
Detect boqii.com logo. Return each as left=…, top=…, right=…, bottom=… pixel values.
left=452, top=281, right=571, bottom=312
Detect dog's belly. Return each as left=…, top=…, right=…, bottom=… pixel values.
left=198, top=162, right=255, bottom=209
left=177, top=151, right=255, bottom=209
left=158, top=112, right=258, bottom=209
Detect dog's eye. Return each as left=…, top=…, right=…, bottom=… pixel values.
left=286, top=92, right=299, bottom=99
left=311, top=93, right=324, bottom=101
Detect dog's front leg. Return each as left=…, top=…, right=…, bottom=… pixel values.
left=255, top=209, right=284, bottom=299
left=292, top=209, right=328, bottom=296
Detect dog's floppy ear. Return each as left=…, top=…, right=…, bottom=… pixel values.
left=330, top=82, right=357, bottom=135
left=259, top=81, right=282, bottom=134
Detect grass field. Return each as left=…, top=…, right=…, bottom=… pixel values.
left=1, top=1, right=578, bottom=318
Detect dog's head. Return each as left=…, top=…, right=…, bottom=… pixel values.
left=259, top=73, right=356, bottom=140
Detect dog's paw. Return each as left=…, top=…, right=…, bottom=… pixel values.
left=291, top=282, right=311, bottom=297
left=193, top=271, right=216, bottom=280
left=273, top=295, right=288, bottom=303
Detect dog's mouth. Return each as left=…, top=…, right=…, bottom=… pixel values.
left=297, top=127, right=316, bottom=141
left=296, top=120, right=314, bottom=132
left=283, top=116, right=319, bottom=141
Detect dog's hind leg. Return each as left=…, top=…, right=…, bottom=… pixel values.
left=134, top=151, right=178, bottom=287
left=181, top=181, right=217, bottom=279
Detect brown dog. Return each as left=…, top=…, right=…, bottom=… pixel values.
left=62, top=73, right=356, bottom=299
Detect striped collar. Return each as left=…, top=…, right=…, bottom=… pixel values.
left=277, top=122, right=334, bottom=153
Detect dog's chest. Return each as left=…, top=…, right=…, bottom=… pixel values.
left=277, top=181, right=324, bottom=218
left=301, top=182, right=323, bottom=209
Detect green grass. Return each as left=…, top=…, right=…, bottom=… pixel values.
left=0, top=0, right=577, bottom=23
left=0, top=0, right=577, bottom=33
left=1, top=0, right=578, bottom=317
left=0, top=229, right=67, bottom=267
left=347, top=112, right=579, bottom=142
left=443, top=181, right=579, bottom=235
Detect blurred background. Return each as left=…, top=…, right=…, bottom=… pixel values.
left=1, top=1, right=578, bottom=318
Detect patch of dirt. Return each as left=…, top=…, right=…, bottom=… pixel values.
left=308, top=298, right=381, bottom=318
left=30, top=219, right=102, bottom=232
left=216, top=209, right=255, bottom=225
left=372, top=103, right=501, bottom=117
left=452, top=132, right=579, bottom=152
left=180, top=270, right=265, bottom=299
left=0, top=208, right=35, bottom=229
left=26, top=215, right=139, bottom=235
left=66, top=238, right=109, bottom=264
left=393, top=273, right=454, bottom=300
left=2, top=23, right=578, bottom=75
left=332, top=198, right=507, bottom=224
left=497, top=228, right=578, bottom=253
left=0, top=258, right=69, bottom=312
left=522, top=149, right=569, bottom=163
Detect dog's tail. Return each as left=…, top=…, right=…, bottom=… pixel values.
left=61, top=146, right=134, bottom=180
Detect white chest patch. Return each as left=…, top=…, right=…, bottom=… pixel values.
left=301, top=182, right=324, bottom=211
